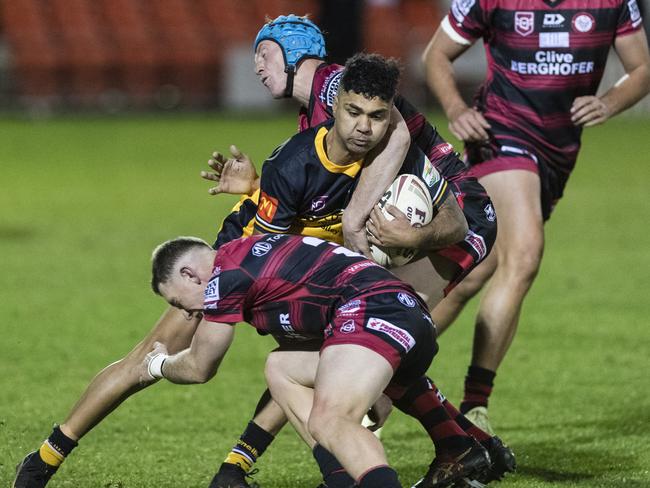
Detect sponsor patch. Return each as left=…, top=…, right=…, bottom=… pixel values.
left=484, top=203, right=496, bottom=222
left=251, top=241, right=272, bottom=257
left=515, top=12, right=535, bottom=36
left=628, top=0, right=642, bottom=25
left=451, top=0, right=475, bottom=23
left=422, top=155, right=441, bottom=188
left=340, top=319, right=356, bottom=334
left=572, top=13, right=595, bottom=33
left=320, top=70, right=343, bottom=108
left=310, top=195, right=329, bottom=212
left=543, top=13, right=565, bottom=27
left=539, top=32, right=569, bottom=48
left=258, top=191, right=279, bottom=223
left=366, top=317, right=415, bottom=352
left=397, top=292, right=416, bottom=308
left=338, top=299, right=361, bottom=315
left=464, top=230, right=487, bottom=261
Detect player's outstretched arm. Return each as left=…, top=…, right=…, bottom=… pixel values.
left=144, top=320, right=235, bottom=384
left=201, top=145, right=260, bottom=196
left=367, top=192, right=467, bottom=251
left=59, top=306, right=200, bottom=440
left=422, top=25, right=491, bottom=142
left=572, top=29, right=650, bottom=127
left=342, top=107, right=410, bottom=256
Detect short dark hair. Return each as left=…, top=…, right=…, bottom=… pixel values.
left=151, top=237, right=210, bottom=295
left=340, top=53, right=401, bottom=103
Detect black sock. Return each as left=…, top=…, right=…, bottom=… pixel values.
left=313, top=444, right=355, bottom=487
left=39, top=426, right=77, bottom=467
left=358, top=466, right=402, bottom=488
left=460, top=366, right=496, bottom=413
left=223, top=421, right=274, bottom=472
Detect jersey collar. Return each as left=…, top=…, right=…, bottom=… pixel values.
left=314, top=127, right=363, bottom=178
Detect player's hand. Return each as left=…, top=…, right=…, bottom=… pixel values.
left=367, top=394, right=393, bottom=431
left=367, top=204, right=421, bottom=249
left=140, top=341, right=169, bottom=384
left=201, top=145, right=259, bottom=196
left=571, top=96, right=611, bottom=127
left=448, top=107, right=491, bottom=142
left=342, top=211, right=372, bottom=258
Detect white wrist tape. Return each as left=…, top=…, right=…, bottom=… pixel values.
left=148, top=353, right=168, bottom=379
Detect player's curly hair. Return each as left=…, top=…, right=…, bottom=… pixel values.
left=151, top=237, right=210, bottom=295
left=340, top=53, right=401, bottom=102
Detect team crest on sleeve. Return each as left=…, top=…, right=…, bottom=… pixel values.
left=484, top=203, right=496, bottom=222
left=319, top=70, right=343, bottom=108
left=451, top=0, right=475, bottom=23
left=572, top=13, right=595, bottom=33
left=422, top=155, right=441, bottom=188
left=515, top=12, right=535, bottom=36
left=366, top=317, right=415, bottom=352
left=340, top=319, right=356, bottom=334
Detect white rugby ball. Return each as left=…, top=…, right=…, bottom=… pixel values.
left=368, top=174, right=433, bottom=268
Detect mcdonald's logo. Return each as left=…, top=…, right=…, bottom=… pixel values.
left=258, top=191, right=279, bottom=222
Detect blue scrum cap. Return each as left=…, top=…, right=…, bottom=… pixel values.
left=254, top=14, right=326, bottom=70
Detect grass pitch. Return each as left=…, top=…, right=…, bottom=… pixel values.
left=1, top=113, right=649, bottom=487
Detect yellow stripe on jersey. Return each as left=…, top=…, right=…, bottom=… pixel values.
left=215, top=189, right=260, bottom=239
left=431, top=179, right=449, bottom=207
left=314, top=127, right=364, bottom=178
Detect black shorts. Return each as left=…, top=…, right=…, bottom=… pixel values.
left=465, top=139, right=571, bottom=221
left=323, top=291, right=438, bottom=385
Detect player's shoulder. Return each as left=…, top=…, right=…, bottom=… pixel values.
left=313, top=63, right=344, bottom=108
left=263, top=126, right=320, bottom=172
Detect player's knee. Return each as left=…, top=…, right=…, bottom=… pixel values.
left=264, top=352, right=288, bottom=394
left=501, top=237, right=544, bottom=286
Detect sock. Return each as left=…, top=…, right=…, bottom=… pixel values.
left=38, top=426, right=78, bottom=467
left=442, top=398, right=491, bottom=443
left=460, top=365, right=496, bottom=413
left=391, top=376, right=474, bottom=459
left=313, top=444, right=355, bottom=487
left=358, top=465, right=402, bottom=488
left=223, top=421, right=274, bottom=473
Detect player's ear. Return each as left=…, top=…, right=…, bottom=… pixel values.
left=180, top=266, right=201, bottom=284
left=332, top=93, right=339, bottom=113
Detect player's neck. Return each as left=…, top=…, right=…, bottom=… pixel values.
left=324, top=127, right=362, bottom=165
left=293, top=60, right=325, bottom=107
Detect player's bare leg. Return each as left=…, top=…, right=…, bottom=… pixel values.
left=392, top=253, right=458, bottom=310
left=309, top=345, right=400, bottom=486
left=14, top=307, right=199, bottom=488
left=445, top=170, right=544, bottom=432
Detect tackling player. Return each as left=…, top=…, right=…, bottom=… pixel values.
left=144, top=233, right=493, bottom=488
left=422, top=0, right=650, bottom=433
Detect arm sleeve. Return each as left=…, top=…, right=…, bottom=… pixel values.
left=254, top=162, right=301, bottom=234
left=616, top=0, right=644, bottom=37
left=443, top=0, right=491, bottom=43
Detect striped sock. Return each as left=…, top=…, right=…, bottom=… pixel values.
left=223, top=421, right=274, bottom=473
left=460, top=366, right=496, bottom=413
left=38, top=426, right=77, bottom=467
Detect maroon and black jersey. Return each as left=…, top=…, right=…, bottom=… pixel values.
left=300, top=63, right=469, bottom=182
left=443, top=0, right=643, bottom=176
left=202, top=234, right=419, bottom=342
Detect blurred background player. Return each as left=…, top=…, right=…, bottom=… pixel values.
left=422, top=0, right=650, bottom=433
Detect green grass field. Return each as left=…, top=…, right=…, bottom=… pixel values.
left=1, top=113, right=649, bottom=487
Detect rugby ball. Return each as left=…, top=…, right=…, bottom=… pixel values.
left=368, top=174, right=433, bottom=268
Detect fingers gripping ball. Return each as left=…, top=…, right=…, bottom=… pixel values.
left=368, top=174, right=433, bottom=267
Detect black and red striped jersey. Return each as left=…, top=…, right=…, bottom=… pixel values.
left=252, top=120, right=450, bottom=243
left=442, top=0, right=643, bottom=174
left=202, top=233, right=417, bottom=340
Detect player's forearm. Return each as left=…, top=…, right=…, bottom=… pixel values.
left=601, top=64, right=650, bottom=118
left=414, top=197, right=468, bottom=250
left=423, top=37, right=468, bottom=120
left=159, top=348, right=219, bottom=384
left=344, top=109, right=410, bottom=225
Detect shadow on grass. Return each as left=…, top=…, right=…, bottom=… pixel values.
left=0, top=225, right=36, bottom=241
